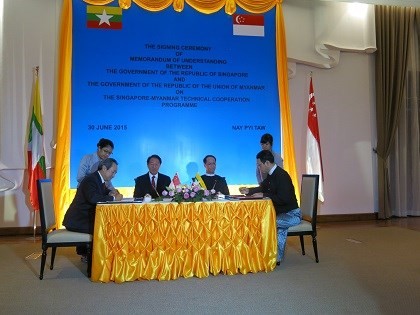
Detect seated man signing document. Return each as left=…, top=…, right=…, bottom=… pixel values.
left=239, top=150, right=300, bottom=266
left=63, top=158, right=123, bottom=261
left=64, top=158, right=123, bottom=234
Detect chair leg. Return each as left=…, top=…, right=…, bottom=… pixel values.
left=86, top=244, right=92, bottom=278
left=312, top=234, right=319, bottom=263
left=39, top=248, right=47, bottom=280
left=50, top=247, right=57, bottom=270
left=299, top=235, right=306, bottom=255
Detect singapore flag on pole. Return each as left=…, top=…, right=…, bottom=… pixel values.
left=233, top=14, right=264, bottom=37
left=306, top=77, right=324, bottom=202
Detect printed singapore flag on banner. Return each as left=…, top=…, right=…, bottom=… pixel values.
left=27, top=67, right=46, bottom=211
left=232, top=14, right=264, bottom=37
left=306, top=77, right=324, bottom=202
left=86, top=5, right=122, bottom=29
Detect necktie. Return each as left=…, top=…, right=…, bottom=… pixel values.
left=151, top=176, right=156, bottom=188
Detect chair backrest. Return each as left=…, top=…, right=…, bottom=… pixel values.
left=37, top=179, right=57, bottom=240
left=300, top=174, right=319, bottom=228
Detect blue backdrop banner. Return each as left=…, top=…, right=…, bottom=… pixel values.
left=71, top=2, right=280, bottom=188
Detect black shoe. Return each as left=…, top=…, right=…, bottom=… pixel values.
left=276, top=261, right=281, bottom=266
left=80, top=255, right=88, bottom=263
left=76, top=245, right=87, bottom=256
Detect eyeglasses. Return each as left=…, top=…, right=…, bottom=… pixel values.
left=102, top=148, right=113, bottom=155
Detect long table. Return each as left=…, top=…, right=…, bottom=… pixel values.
left=91, top=199, right=277, bottom=283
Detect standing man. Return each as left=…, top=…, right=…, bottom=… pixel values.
left=200, top=154, right=230, bottom=195
left=240, top=150, right=300, bottom=266
left=63, top=158, right=123, bottom=260
left=256, top=133, right=284, bottom=184
left=133, top=154, right=171, bottom=199
left=77, top=138, right=117, bottom=192
left=77, top=138, right=114, bottom=185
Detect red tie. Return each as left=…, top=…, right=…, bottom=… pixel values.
left=151, top=176, right=156, bottom=188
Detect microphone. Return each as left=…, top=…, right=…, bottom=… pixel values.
left=211, top=179, right=217, bottom=191
left=151, top=175, right=160, bottom=198
left=152, top=184, right=160, bottom=197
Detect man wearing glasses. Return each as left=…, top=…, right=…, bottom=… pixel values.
left=64, top=158, right=123, bottom=263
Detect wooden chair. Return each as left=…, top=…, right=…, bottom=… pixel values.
left=37, top=179, right=92, bottom=279
left=287, top=174, right=320, bottom=262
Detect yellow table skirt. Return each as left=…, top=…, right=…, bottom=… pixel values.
left=91, top=200, right=277, bottom=283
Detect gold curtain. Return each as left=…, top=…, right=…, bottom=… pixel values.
left=83, top=0, right=278, bottom=13
left=53, top=0, right=73, bottom=226
left=275, top=4, right=298, bottom=200
left=375, top=5, right=415, bottom=219
left=54, top=0, right=299, bottom=224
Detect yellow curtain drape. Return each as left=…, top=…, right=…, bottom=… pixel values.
left=275, top=3, right=299, bottom=200
left=83, top=0, right=279, bottom=14
left=53, top=0, right=73, bottom=226
left=54, top=0, right=299, bottom=224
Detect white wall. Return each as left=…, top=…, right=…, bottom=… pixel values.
left=288, top=53, right=376, bottom=215
left=0, top=1, right=377, bottom=230
left=0, top=0, right=59, bottom=229
left=282, top=0, right=377, bottom=215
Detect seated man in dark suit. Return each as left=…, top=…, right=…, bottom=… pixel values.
left=133, top=154, right=171, bottom=199
left=63, top=158, right=123, bottom=260
left=200, top=155, right=230, bottom=195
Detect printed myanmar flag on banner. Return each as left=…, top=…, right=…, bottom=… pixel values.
left=232, top=14, right=264, bottom=37
left=87, top=5, right=122, bottom=29
left=27, top=68, right=46, bottom=211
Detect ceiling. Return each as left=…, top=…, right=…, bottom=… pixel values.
left=284, top=0, right=420, bottom=8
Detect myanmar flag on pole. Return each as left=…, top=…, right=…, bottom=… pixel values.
left=27, top=67, right=46, bottom=211
left=306, top=77, right=324, bottom=202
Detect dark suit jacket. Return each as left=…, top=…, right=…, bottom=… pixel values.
left=201, top=174, right=230, bottom=195
left=248, top=166, right=298, bottom=215
left=63, top=171, right=113, bottom=234
left=133, top=172, right=171, bottom=199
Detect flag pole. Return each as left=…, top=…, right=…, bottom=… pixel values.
left=33, top=210, right=36, bottom=241
left=33, top=66, right=38, bottom=241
